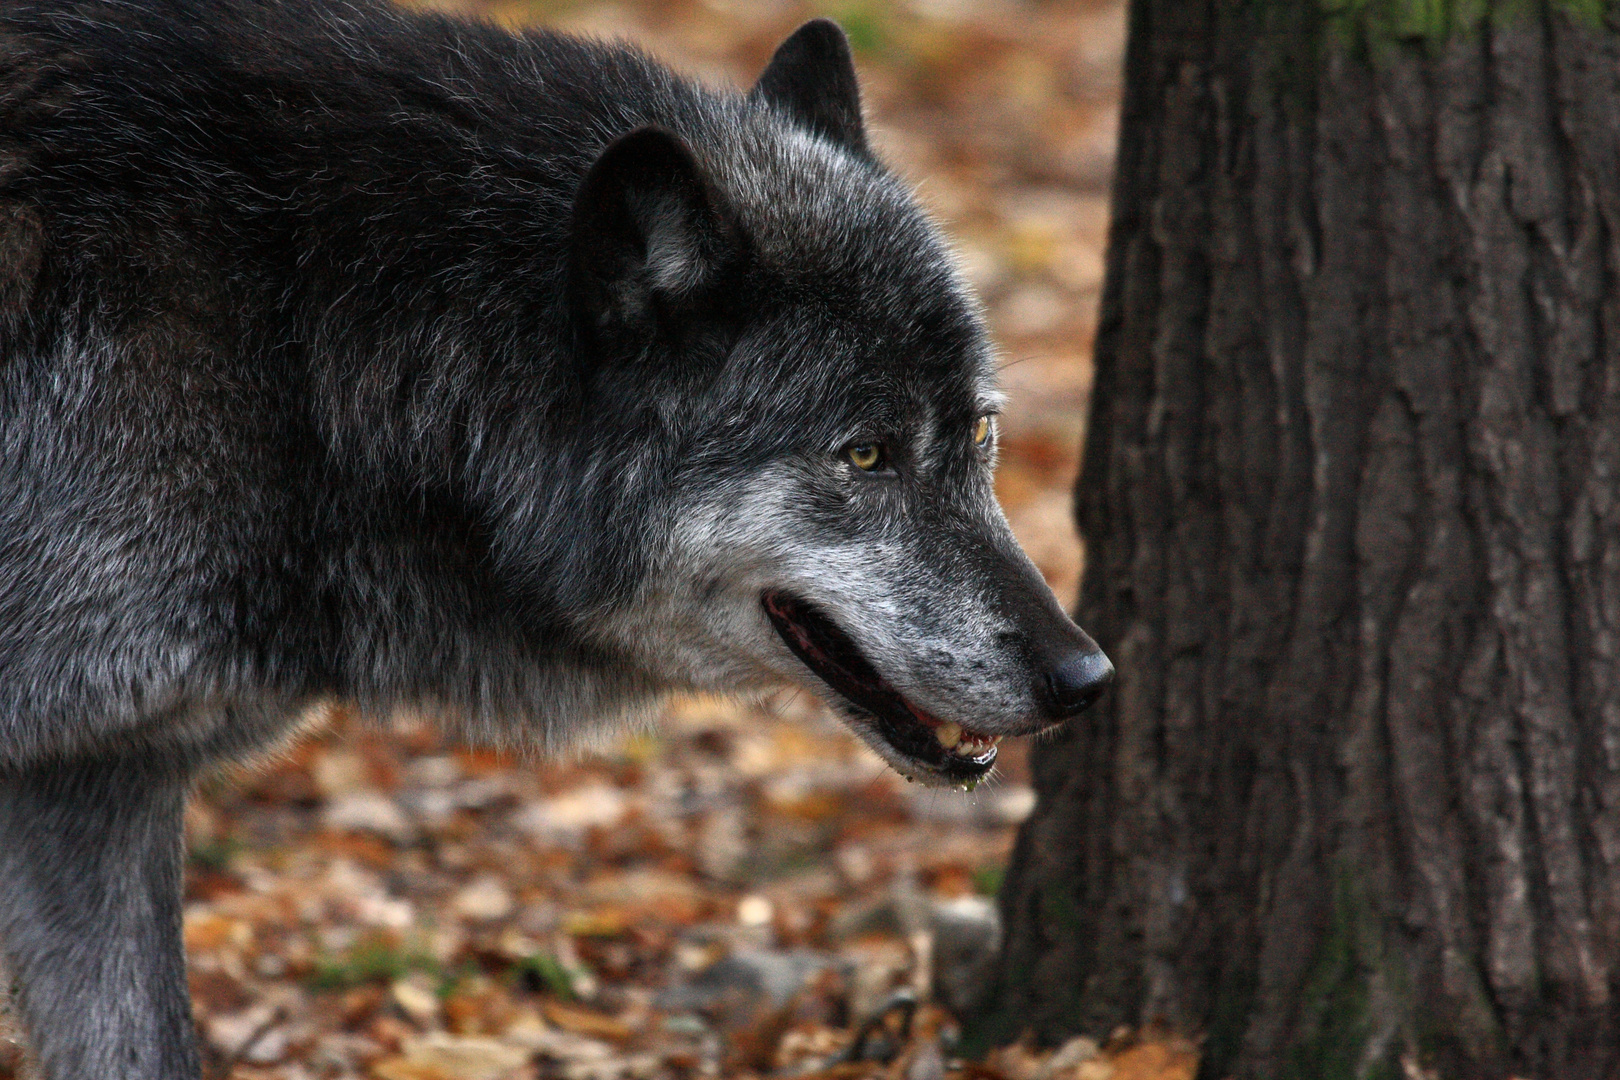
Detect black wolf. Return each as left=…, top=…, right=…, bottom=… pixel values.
left=0, top=2, right=1112, bottom=1075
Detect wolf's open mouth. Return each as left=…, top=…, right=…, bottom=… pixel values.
left=761, top=591, right=999, bottom=782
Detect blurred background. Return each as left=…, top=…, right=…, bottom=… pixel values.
left=0, top=2, right=1130, bottom=1077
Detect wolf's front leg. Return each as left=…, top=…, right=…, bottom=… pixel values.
left=0, top=753, right=200, bottom=1080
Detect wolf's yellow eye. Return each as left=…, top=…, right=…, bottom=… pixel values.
left=847, top=443, right=883, bottom=471
left=974, top=415, right=993, bottom=447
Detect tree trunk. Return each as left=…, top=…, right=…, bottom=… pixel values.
left=984, top=3, right=1620, bottom=1077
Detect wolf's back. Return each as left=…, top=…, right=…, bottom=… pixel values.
left=0, top=0, right=706, bottom=308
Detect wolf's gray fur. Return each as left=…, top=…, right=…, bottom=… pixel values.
left=0, top=2, right=1111, bottom=1075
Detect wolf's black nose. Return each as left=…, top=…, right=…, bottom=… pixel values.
left=1043, top=649, right=1114, bottom=718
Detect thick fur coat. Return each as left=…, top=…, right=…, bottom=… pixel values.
left=0, top=3, right=1110, bottom=1076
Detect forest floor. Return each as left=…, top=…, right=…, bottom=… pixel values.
left=0, top=1, right=1198, bottom=1078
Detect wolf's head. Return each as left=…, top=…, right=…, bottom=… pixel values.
left=558, top=21, right=1111, bottom=786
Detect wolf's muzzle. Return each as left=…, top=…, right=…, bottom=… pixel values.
left=996, top=565, right=1114, bottom=726
left=1039, top=647, right=1114, bottom=720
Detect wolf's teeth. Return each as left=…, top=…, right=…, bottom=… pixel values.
left=947, top=731, right=1004, bottom=758
left=936, top=721, right=963, bottom=750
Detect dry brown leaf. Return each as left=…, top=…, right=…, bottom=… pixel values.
left=1101, top=1037, right=1198, bottom=1080
left=539, top=1002, right=632, bottom=1043
left=371, top=1033, right=530, bottom=1080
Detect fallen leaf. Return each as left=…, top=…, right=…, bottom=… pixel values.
left=540, top=1002, right=633, bottom=1043
left=1103, top=1036, right=1198, bottom=1080
left=371, top=1033, right=530, bottom=1080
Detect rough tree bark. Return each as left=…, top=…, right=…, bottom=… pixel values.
left=983, top=3, right=1620, bottom=1077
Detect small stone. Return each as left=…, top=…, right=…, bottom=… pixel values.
left=930, top=896, right=1001, bottom=1015
left=656, top=948, right=840, bottom=1012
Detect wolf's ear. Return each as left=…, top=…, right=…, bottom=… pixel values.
left=751, top=19, right=867, bottom=155
left=568, top=126, right=739, bottom=351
